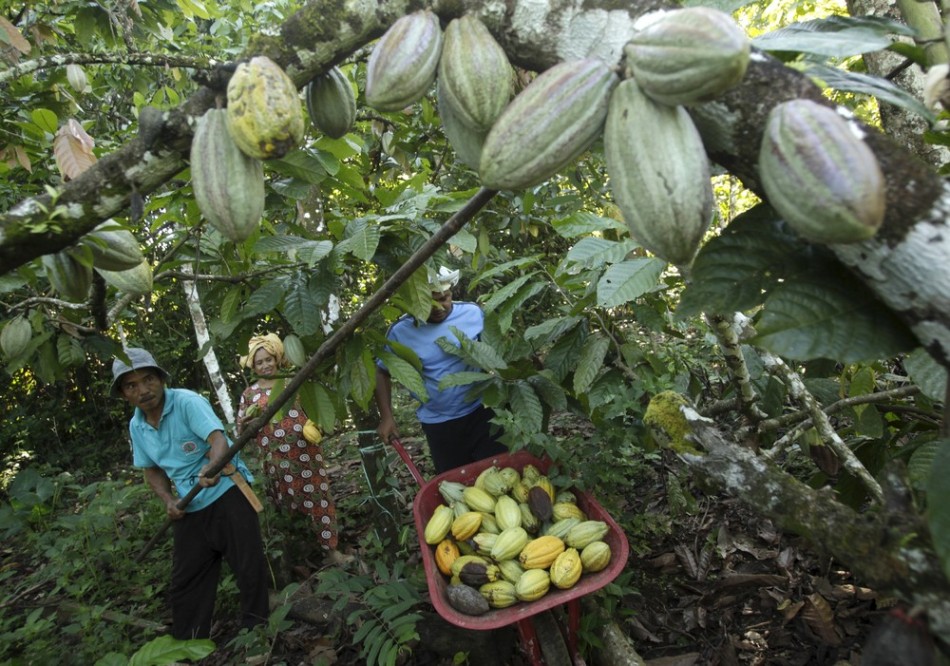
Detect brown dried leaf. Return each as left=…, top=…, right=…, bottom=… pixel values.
left=802, top=593, right=841, bottom=645
left=53, top=119, right=97, bottom=180
left=0, top=16, right=31, bottom=56
left=674, top=544, right=698, bottom=579
left=14, top=145, right=32, bottom=172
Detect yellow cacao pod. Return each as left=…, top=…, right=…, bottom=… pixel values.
left=226, top=56, right=304, bottom=160
left=510, top=480, right=530, bottom=504
left=302, top=419, right=323, bottom=445
left=519, top=535, right=565, bottom=570
left=514, top=568, right=551, bottom=602
left=580, top=541, right=612, bottom=573
left=549, top=548, right=582, bottom=590
left=494, top=495, right=522, bottom=531
left=552, top=502, right=586, bottom=522
left=424, top=504, right=454, bottom=545
left=479, top=580, right=518, bottom=608
left=532, top=476, right=556, bottom=502
left=451, top=511, right=483, bottom=541
left=435, top=538, right=460, bottom=576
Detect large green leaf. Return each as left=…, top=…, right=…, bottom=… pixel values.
left=563, top=238, right=638, bottom=273
left=573, top=333, right=610, bottom=395
left=438, top=370, right=494, bottom=389
left=926, top=439, right=950, bottom=583
left=266, top=149, right=331, bottom=184
left=283, top=274, right=323, bottom=336
left=509, top=380, right=544, bottom=434
left=245, top=279, right=288, bottom=318
left=127, top=635, right=214, bottom=666
left=904, top=347, right=948, bottom=401
left=336, top=218, right=381, bottom=261
left=596, top=258, right=666, bottom=308
left=752, top=276, right=916, bottom=362
left=805, top=64, right=934, bottom=122
left=378, top=350, right=427, bottom=402
left=752, top=15, right=915, bottom=58
left=481, top=273, right=537, bottom=314
left=552, top=211, right=627, bottom=239
left=436, top=327, right=508, bottom=371
left=524, top=316, right=584, bottom=346
left=299, top=380, right=337, bottom=433
left=394, top=267, right=432, bottom=323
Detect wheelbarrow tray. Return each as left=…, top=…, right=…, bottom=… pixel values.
left=412, top=450, right=630, bottom=630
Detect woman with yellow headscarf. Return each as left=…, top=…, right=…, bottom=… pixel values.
left=237, top=333, right=348, bottom=567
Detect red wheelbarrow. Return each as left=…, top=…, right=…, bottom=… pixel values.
left=388, top=439, right=630, bottom=666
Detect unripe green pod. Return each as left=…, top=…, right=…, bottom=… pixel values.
left=759, top=99, right=885, bottom=244
left=305, top=66, right=357, bottom=139
left=366, top=10, right=443, bottom=112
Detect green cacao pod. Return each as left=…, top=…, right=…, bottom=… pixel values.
left=226, top=56, right=304, bottom=160
left=305, top=66, right=357, bottom=139
left=491, top=526, right=530, bottom=561
left=514, top=568, right=551, bottom=602
left=43, top=251, right=93, bottom=302
left=497, top=558, right=526, bottom=585
left=438, top=15, right=513, bottom=131
left=480, top=58, right=618, bottom=190
left=438, top=480, right=467, bottom=504
left=604, top=79, right=713, bottom=266
left=565, top=520, right=610, bottom=549
left=462, top=486, right=497, bottom=514
left=283, top=333, right=306, bottom=367
left=1, top=316, right=32, bottom=359
left=96, top=260, right=153, bottom=296
left=424, top=504, right=454, bottom=544
left=78, top=221, right=143, bottom=271
left=191, top=108, right=266, bottom=242
left=478, top=580, right=518, bottom=608
left=365, top=10, right=442, bottom=112
left=625, top=7, right=750, bottom=107
left=759, top=99, right=885, bottom=244
left=494, top=495, right=523, bottom=531
left=580, top=540, right=612, bottom=573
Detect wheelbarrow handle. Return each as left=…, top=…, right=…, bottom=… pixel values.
left=387, top=437, right=427, bottom=487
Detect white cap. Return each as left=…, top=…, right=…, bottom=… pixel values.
left=429, top=266, right=460, bottom=292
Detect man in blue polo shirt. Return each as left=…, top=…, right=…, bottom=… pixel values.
left=374, top=267, right=507, bottom=472
left=113, top=347, right=269, bottom=640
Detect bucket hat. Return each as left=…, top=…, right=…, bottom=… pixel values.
left=111, top=347, right=170, bottom=396
left=428, top=266, right=460, bottom=293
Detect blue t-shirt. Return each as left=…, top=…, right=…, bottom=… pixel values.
left=380, top=301, right=485, bottom=424
left=129, top=387, right=253, bottom=512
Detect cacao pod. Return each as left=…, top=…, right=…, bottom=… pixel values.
left=759, top=99, right=885, bottom=244
left=527, top=485, right=553, bottom=523
left=494, top=495, right=523, bottom=531
left=625, top=7, right=750, bottom=107
left=544, top=517, right=582, bottom=541
left=491, top=526, right=530, bottom=561
left=438, top=15, right=513, bottom=131
left=580, top=540, right=612, bottom=573
left=479, top=580, right=518, bottom=608
left=478, top=511, right=500, bottom=534
left=510, top=480, right=530, bottom=504
left=446, top=583, right=490, bottom=615
left=497, top=558, right=526, bottom=585
left=462, top=486, right=496, bottom=514
left=451, top=511, right=483, bottom=541
left=514, top=568, right=551, bottom=602
left=96, top=259, right=153, bottom=296
left=1, top=316, right=32, bottom=359
left=66, top=64, right=88, bottom=93
left=459, top=561, right=501, bottom=586
left=479, top=467, right=511, bottom=497
left=435, top=538, right=460, bottom=576
left=226, top=56, right=304, bottom=160
left=519, top=502, right=540, bottom=533
left=604, top=79, right=713, bottom=266
left=519, top=535, right=565, bottom=569
left=472, top=532, right=498, bottom=557
left=302, top=419, right=323, bottom=445
left=43, top=251, right=93, bottom=302
left=78, top=221, right=144, bottom=271
left=521, top=464, right=542, bottom=485
left=438, top=480, right=467, bottom=504
left=283, top=334, right=306, bottom=367
left=453, top=500, right=472, bottom=519
left=552, top=501, right=586, bottom=522
left=191, top=108, right=266, bottom=242
left=532, top=476, right=556, bottom=502
left=480, top=58, right=619, bottom=190
left=498, top=467, right=521, bottom=487
left=565, top=520, right=610, bottom=549
left=424, top=504, right=454, bottom=544
left=305, top=66, right=357, bottom=139
left=365, top=10, right=442, bottom=112
left=549, top=548, right=583, bottom=589
left=451, top=554, right=490, bottom=577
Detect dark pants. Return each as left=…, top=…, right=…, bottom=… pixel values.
left=422, top=405, right=507, bottom=473
left=170, top=486, right=270, bottom=639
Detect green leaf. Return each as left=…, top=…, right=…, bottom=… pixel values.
left=348, top=346, right=377, bottom=410
left=31, top=108, right=58, bottom=135
left=128, top=635, right=214, bottom=666
left=552, top=211, right=627, bottom=239
left=438, top=370, right=493, bottom=389
left=805, top=64, right=934, bottom=122
left=909, top=437, right=941, bottom=489
left=267, top=150, right=329, bottom=184
left=926, top=439, right=950, bottom=582
left=524, top=316, right=583, bottom=345
left=299, top=381, right=336, bottom=433
left=596, top=258, right=666, bottom=308
left=752, top=15, right=915, bottom=58
left=904, top=347, right=948, bottom=402
left=283, top=275, right=323, bottom=337
left=481, top=273, right=536, bottom=315
left=379, top=351, right=427, bottom=402
left=753, top=276, right=916, bottom=362
left=443, top=326, right=508, bottom=371
left=336, top=219, right=381, bottom=261
left=495, top=281, right=546, bottom=334
left=394, top=267, right=432, bottom=323
left=509, top=381, right=544, bottom=434
left=564, top=237, right=638, bottom=273
left=529, top=372, right=568, bottom=412
left=573, top=333, right=610, bottom=395
left=246, top=279, right=287, bottom=318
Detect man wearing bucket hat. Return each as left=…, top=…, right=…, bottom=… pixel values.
left=374, top=267, right=507, bottom=473
left=112, top=347, right=269, bottom=640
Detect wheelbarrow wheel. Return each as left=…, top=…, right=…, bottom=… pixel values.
left=533, top=610, right=572, bottom=666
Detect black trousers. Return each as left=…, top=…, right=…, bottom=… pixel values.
left=421, top=405, right=507, bottom=473
left=170, top=486, right=270, bottom=639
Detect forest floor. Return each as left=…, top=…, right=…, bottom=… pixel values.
left=203, top=416, right=930, bottom=666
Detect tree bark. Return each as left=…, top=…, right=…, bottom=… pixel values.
left=679, top=408, right=950, bottom=642
left=1, top=0, right=949, bottom=367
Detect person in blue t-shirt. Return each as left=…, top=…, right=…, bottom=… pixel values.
left=374, top=267, right=507, bottom=473
left=112, top=347, right=269, bottom=640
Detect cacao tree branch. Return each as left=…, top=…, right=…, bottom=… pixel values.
left=705, top=312, right=767, bottom=428
left=757, top=384, right=922, bottom=433
left=680, top=410, right=950, bottom=643
left=0, top=53, right=224, bottom=85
